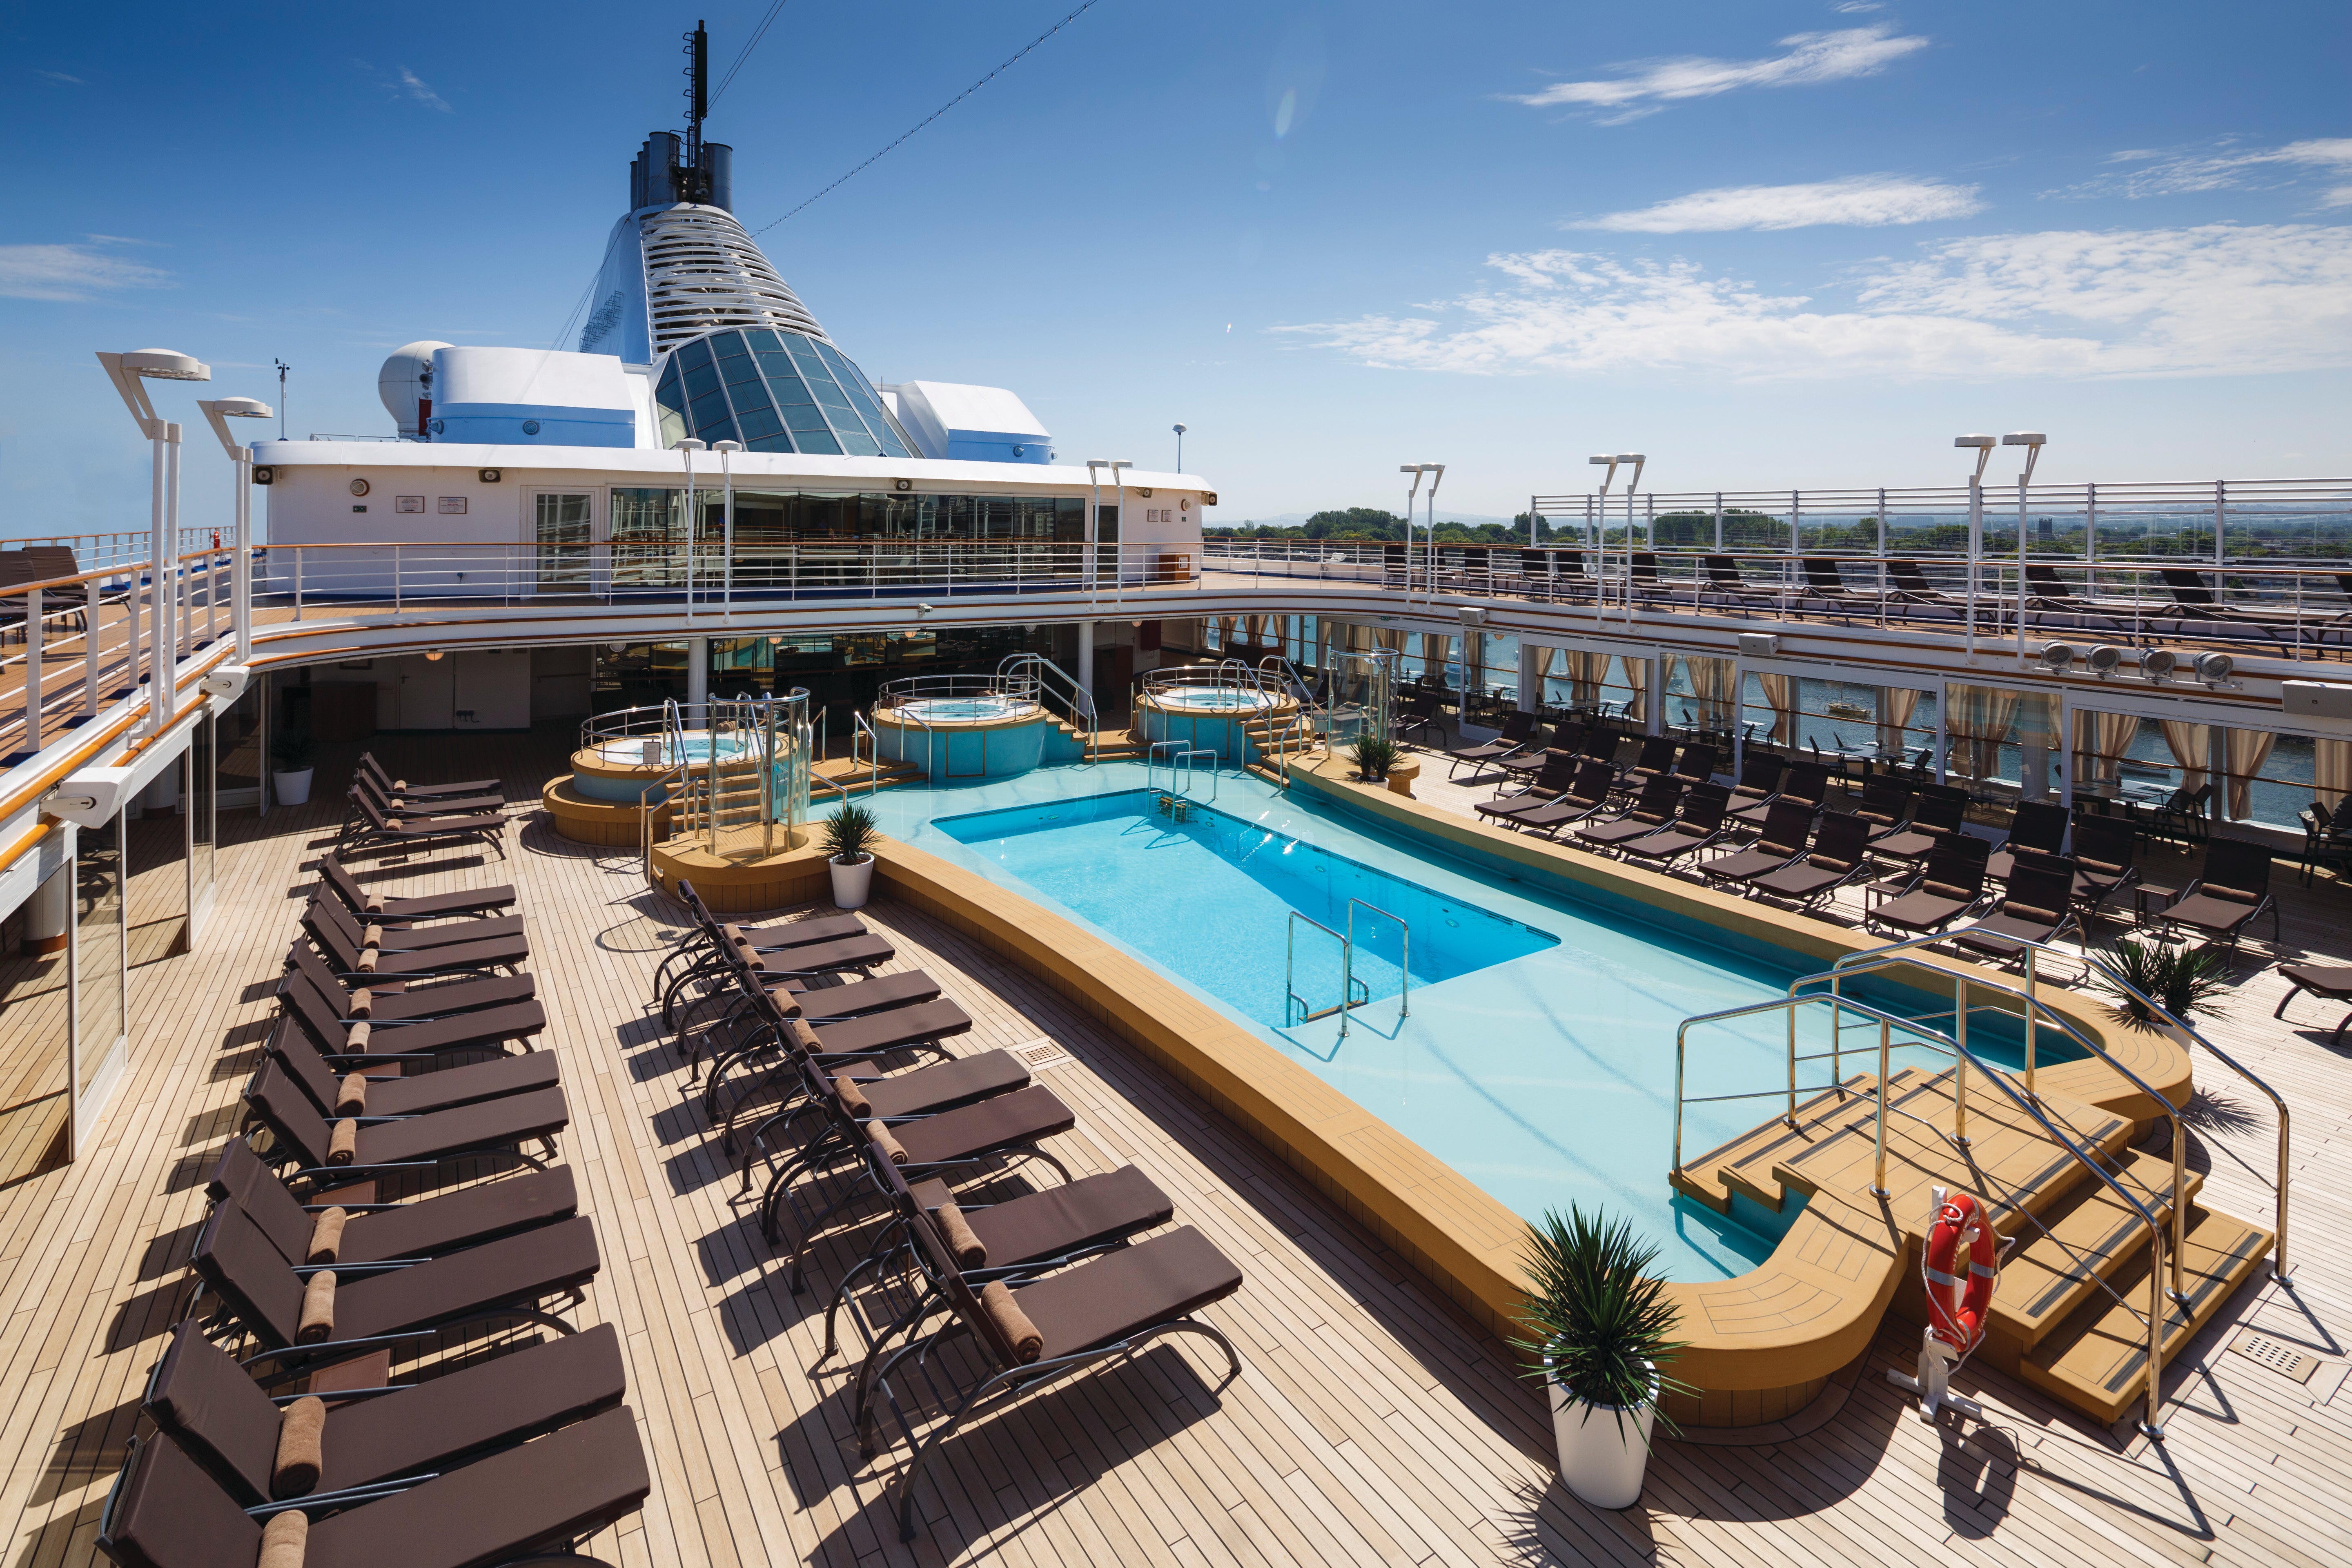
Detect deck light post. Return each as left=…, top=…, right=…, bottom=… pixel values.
left=99, top=348, right=212, bottom=736
left=195, top=396, right=273, bottom=662
left=676, top=438, right=705, bottom=621
left=713, top=439, right=740, bottom=616
left=2003, top=432, right=2047, bottom=664
left=1589, top=456, right=1617, bottom=613
left=1399, top=466, right=1428, bottom=597
left=1955, top=434, right=1996, bottom=657
left=1173, top=424, right=1187, bottom=471
left=1421, top=463, right=1445, bottom=608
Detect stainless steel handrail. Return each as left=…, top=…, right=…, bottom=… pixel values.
left=1673, top=990, right=2178, bottom=1437
left=1285, top=909, right=1350, bottom=1031
left=1345, top=898, right=1409, bottom=1026
left=1828, top=927, right=2290, bottom=1277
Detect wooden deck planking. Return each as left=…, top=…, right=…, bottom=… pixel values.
left=0, top=730, right=2341, bottom=1565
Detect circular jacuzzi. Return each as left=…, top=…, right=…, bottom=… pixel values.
left=893, top=694, right=1037, bottom=724
left=871, top=690, right=1051, bottom=780
left=1135, top=683, right=1292, bottom=766
left=1147, top=685, right=1274, bottom=713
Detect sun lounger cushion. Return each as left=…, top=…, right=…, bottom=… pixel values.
left=913, top=1165, right=1174, bottom=1272
left=848, top=1049, right=1028, bottom=1120
left=891, top=1086, right=1077, bottom=1165
left=806, top=1000, right=973, bottom=1057
left=1001, top=1226, right=1243, bottom=1361
left=207, top=1139, right=576, bottom=1268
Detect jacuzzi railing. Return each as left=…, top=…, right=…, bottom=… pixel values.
left=1138, top=661, right=1281, bottom=705
left=998, top=652, right=1098, bottom=765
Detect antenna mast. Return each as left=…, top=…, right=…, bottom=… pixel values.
left=683, top=20, right=709, bottom=197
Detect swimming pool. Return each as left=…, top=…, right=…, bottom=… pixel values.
left=895, top=763, right=2063, bottom=1281
left=1148, top=686, right=1272, bottom=712
left=935, top=791, right=1557, bottom=1024
left=892, top=695, right=1038, bottom=723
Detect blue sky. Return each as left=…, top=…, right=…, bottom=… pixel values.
left=4, top=0, right=2348, bottom=532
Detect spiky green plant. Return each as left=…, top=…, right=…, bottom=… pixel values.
left=1348, top=734, right=1401, bottom=782
left=822, top=802, right=881, bottom=865
left=1509, top=1204, right=1690, bottom=1438
left=2094, top=935, right=2230, bottom=1027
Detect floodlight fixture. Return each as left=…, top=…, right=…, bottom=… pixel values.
left=1954, top=433, right=1996, bottom=483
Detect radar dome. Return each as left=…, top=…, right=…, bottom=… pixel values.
left=379, top=341, right=453, bottom=437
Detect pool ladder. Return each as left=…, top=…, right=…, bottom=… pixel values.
left=1284, top=900, right=1409, bottom=1038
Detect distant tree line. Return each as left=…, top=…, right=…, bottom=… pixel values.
left=1205, top=508, right=1560, bottom=543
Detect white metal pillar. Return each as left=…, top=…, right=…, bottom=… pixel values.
left=1517, top=643, right=1539, bottom=715
left=1076, top=621, right=1095, bottom=705
left=687, top=637, right=709, bottom=716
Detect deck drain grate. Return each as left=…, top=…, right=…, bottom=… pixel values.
left=2231, top=1332, right=2319, bottom=1384
left=1015, top=1040, right=1075, bottom=1071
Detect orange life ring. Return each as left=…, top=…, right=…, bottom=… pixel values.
left=1923, top=1190, right=1997, bottom=1353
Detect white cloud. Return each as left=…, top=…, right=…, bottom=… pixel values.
left=1506, top=26, right=1928, bottom=124
left=1275, top=224, right=2352, bottom=382
left=36, top=69, right=82, bottom=84
left=393, top=66, right=452, bottom=112
left=2051, top=137, right=2352, bottom=200
left=1573, top=174, right=1983, bottom=232
left=1832, top=2, right=1883, bottom=11
left=0, top=238, right=172, bottom=302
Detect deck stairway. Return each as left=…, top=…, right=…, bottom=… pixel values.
left=810, top=754, right=922, bottom=796
left=1672, top=1066, right=2272, bottom=1424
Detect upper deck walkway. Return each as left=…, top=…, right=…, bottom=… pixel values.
left=0, top=729, right=2348, bottom=1566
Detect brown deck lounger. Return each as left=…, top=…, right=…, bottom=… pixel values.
left=207, top=1138, right=575, bottom=1267
left=2067, top=815, right=2141, bottom=916
left=98, top=1405, right=648, bottom=1568
left=1849, top=773, right=1917, bottom=833
left=337, top=791, right=508, bottom=860
left=143, top=1317, right=626, bottom=1507
left=708, top=985, right=979, bottom=1133
left=834, top=1159, right=1178, bottom=1390
left=1946, top=853, right=2077, bottom=965
left=1702, top=800, right=1814, bottom=889
left=1621, top=734, right=1678, bottom=789
left=1506, top=760, right=1619, bottom=837
left=281, top=971, right=544, bottom=1062
left=1617, top=782, right=1731, bottom=868
left=189, top=1203, right=600, bottom=1365
left=1574, top=775, right=1685, bottom=854
left=359, top=751, right=504, bottom=800
left=655, top=882, right=871, bottom=1012
left=861, top=1212, right=1243, bottom=1541
left=2157, top=838, right=2281, bottom=953
left=1731, top=760, right=1827, bottom=831
left=1866, top=835, right=1992, bottom=935
left=1445, top=710, right=1536, bottom=778
left=303, top=896, right=528, bottom=978
left=1722, top=750, right=1787, bottom=817
left=1472, top=751, right=1582, bottom=824
left=1744, top=811, right=1872, bottom=909
left=306, top=893, right=523, bottom=951
left=761, top=1071, right=1079, bottom=1266
left=352, top=769, right=504, bottom=819
left=282, top=939, right=535, bottom=1020
left=2274, top=963, right=2352, bottom=1042
left=243, top=1058, right=568, bottom=1178
left=1866, top=784, right=1967, bottom=863
left=316, top=853, right=515, bottom=921
left=1984, top=799, right=2069, bottom=883
left=268, top=1016, right=559, bottom=1121
left=735, top=1047, right=1030, bottom=1185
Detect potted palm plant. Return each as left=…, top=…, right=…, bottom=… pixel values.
left=270, top=730, right=316, bottom=807
left=1511, top=1204, right=1687, bottom=1509
left=823, top=803, right=881, bottom=910
left=2094, top=935, right=2230, bottom=1030
left=1348, top=735, right=1401, bottom=784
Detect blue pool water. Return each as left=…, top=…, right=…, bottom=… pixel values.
left=885, top=763, right=2069, bottom=1281
left=935, top=791, right=1558, bottom=1024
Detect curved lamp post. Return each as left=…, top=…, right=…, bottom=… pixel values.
left=195, top=396, right=273, bottom=662
left=98, top=349, right=211, bottom=735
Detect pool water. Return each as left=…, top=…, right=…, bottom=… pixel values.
left=891, top=762, right=2065, bottom=1281
left=895, top=696, right=1034, bottom=722
left=1152, top=686, right=1272, bottom=711
left=935, top=791, right=1558, bottom=1024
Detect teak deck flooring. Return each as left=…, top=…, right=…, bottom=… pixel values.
left=0, top=728, right=2348, bottom=1567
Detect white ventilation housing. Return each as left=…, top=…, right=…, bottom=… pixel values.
left=378, top=340, right=453, bottom=437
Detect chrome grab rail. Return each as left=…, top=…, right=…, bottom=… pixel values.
left=1284, top=910, right=1356, bottom=1031
left=1145, top=740, right=1188, bottom=795
left=1173, top=747, right=1218, bottom=805
left=998, top=651, right=1100, bottom=764
left=1828, top=927, right=2289, bottom=1278
left=1345, top=898, right=1409, bottom=1027
left=1672, top=990, right=2178, bottom=1438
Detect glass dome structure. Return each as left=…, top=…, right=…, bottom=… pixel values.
left=653, top=328, right=916, bottom=457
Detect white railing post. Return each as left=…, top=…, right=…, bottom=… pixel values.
left=22, top=587, right=40, bottom=749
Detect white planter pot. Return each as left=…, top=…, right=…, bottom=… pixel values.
left=272, top=768, right=314, bottom=807
left=1548, top=1365, right=1658, bottom=1510
left=829, top=854, right=875, bottom=910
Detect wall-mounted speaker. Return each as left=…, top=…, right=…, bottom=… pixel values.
left=251, top=466, right=275, bottom=485
left=478, top=468, right=503, bottom=483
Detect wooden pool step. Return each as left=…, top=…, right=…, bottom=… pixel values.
left=1670, top=1072, right=1910, bottom=1216
left=2019, top=1203, right=2275, bottom=1424
left=1971, top=1146, right=2203, bottom=1371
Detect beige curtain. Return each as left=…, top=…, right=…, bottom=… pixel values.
left=2071, top=710, right=2139, bottom=786
left=2317, top=737, right=2352, bottom=813
left=1946, top=684, right=2021, bottom=781
left=1564, top=650, right=1606, bottom=709
left=1679, top=656, right=1734, bottom=731
left=1531, top=644, right=1557, bottom=709
left=1755, top=671, right=1797, bottom=747
left=2158, top=720, right=2209, bottom=795
left=1618, top=654, right=1649, bottom=723
left=1419, top=633, right=1450, bottom=683
left=2223, top=727, right=2276, bottom=820
left=1878, top=686, right=1921, bottom=754
left=1374, top=626, right=1406, bottom=655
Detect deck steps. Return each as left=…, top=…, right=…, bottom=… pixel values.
left=811, top=757, right=922, bottom=794
left=1670, top=1072, right=1908, bottom=1216
left=2019, top=1203, right=2276, bottom=1424
left=1974, top=1147, right=2203, bottom=1370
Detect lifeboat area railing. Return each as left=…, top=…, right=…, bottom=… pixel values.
left=1670, top=924, right=2292, bottom=1439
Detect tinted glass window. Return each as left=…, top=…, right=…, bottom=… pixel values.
left=712, top=331, right=750, bottom=360
left=683, top=361, right=722, bottom=401
left=676, top=337, right=713, bottom=372
left=836, top=429, right=883, bottom=457
left=747, top=432, right=795, bottom=453
left=737, top=406, right=784, bottom=440
left=690, top=390, right=731, bottom=429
